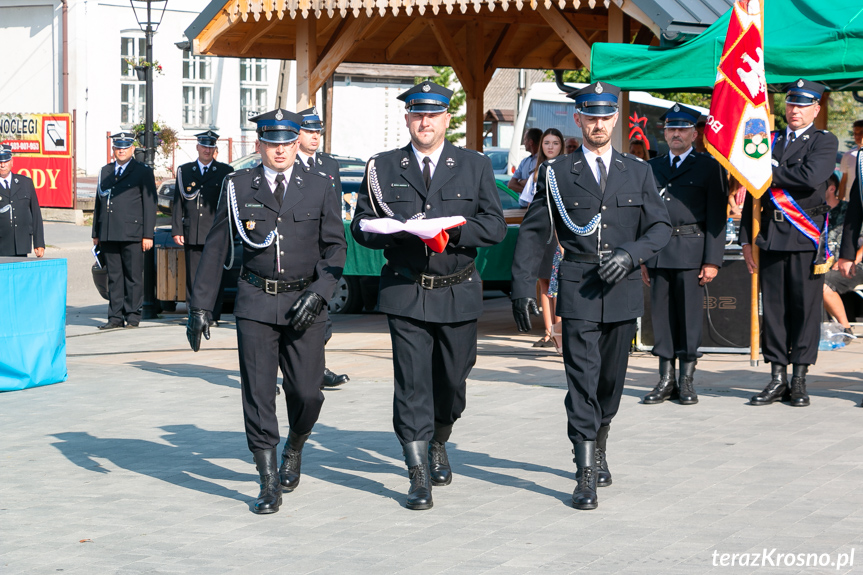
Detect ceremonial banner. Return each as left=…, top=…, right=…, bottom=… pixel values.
left=704, top=0, right=772, bottom=197
left=0, top=113, right=74, bottom=208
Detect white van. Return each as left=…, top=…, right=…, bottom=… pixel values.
left=507, top=82, right=709, bottom=173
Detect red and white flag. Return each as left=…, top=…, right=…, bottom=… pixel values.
left=704, top=0, right=772, bottom=198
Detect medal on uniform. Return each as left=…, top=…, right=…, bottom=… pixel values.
left=191, top=182, right=196, bottom=187
left=246, top=220, right=256, bottom=230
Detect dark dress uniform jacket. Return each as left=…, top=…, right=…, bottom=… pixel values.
left=740, top=126, right=839, bottom=251
left=645, top=151, right=727, bottom=269
left=512, top=149, right=672, bottom=323
left=350, top=140, right=507, bottom=323
left=91, top=160, right=157, bottom=242
left=302, top=152, right=343, bottom=198
left=840, top=175, right=862, bottom=261
left=171, top=160, right=233, bottom=244
left=191, top=165, right=346, bottom=325
left=0, top=174, right=44, bottom=256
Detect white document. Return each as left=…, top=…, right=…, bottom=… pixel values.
left=359, top=216, right=466, bottom=239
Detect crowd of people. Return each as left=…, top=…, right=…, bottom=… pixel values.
left=2, top=76, right=861, bottom=517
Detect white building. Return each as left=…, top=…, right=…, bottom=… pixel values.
left=0, top=0, right=433, bottom=177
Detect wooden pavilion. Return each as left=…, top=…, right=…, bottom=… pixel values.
left=184, top=0, right=667, bottom=150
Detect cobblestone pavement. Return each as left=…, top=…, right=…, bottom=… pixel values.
left=2, top=234, right=863, bottom=573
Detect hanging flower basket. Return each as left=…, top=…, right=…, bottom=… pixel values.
left=134, top=66, right=148, bottom=81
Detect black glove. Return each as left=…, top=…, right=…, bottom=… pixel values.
left=598, top=248, right=634, bottom=285
left=447, top=225, right=462, bottom=246
left=512, top=297, right=540, bottom=333
left=288, top=291, right=326, bottom=332
left=186, top=307, right=210, bottom=352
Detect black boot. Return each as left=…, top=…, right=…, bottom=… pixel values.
left=403, top=441, right=433, bottom=510
left=252, top=449, right=282, bottom=514
left=595, top=425, right=612, bottom=488
left=279, top=430, right=311, bottom=492
left=429, top=424, right=453, bottom=486
left=643, top=358, right=677, bottom=404
left=789, top=364, right=810, bottom=407
left=572, top=441, right=598, bottom=510
left=678, top=360, right=698, bottom=405
left=322, top=367, right=349, bottom=389
left=751, top=363, right=788, bottom=405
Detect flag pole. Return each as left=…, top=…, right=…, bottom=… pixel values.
left=750, top=196, right=760, bottom=366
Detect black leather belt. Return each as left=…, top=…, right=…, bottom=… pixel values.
left=771, top=204, right=829, bottom=223
left=240, top=269, right=312, bottom=295
left=671, top=223, right=704, bottom=236
left=564, top=250, right=613, bottom=264
left=388, top=261, right=476, bottom=289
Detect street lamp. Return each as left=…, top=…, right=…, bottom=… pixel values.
left=130, top=0, right=167, bottom=168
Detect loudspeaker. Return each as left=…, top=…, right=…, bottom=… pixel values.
left=638, top=252, right=752, bottom=353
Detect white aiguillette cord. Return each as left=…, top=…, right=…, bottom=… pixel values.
left=224, top=177, right=280, bottom=273
left=546, top=166, right=602, bottom=253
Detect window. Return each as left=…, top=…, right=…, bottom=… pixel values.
left=240, top=58, right=268, bottom=129
left=182, top=50, right=214, bottom=128
left=120, top=35, right=145, bottom=125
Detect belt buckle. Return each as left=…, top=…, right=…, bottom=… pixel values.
left=773, top=210, right=785, bottom=223
left=419, top=274, right=435, bottom=290
left=264, top=279, right=278, bottom=295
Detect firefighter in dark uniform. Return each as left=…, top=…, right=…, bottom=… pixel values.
left=296, top=107, right=350, bottom=389
left=351, top=81, right=506, bottom=511
left=641, top=104, right=727, bottom=405
left=741, top=79, right=838, bottom=407
left=185, top=108, right=346, bottom=515
left=838, top=151, right=863, bottom=407
left=0, top=144, right=45, bottom=258
left=92, top=131, right=157, bottom=330
left=171, top=130, right=233, bottom=325
left=511, top=82, right=671, bottom=510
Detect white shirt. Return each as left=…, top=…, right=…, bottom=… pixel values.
left=114, top=160, right=131, bottom=176
left=840, top=147, right=860, bottom=196
left=0, top=175, right=11, bottom=190
left=411, top=142, right=445, bottom=181
left=670, top=146, right=693, bottom=167
left=786, top=123, right=812, bottom=142
left=197, top=160, right=213, bottom=174
left=297, top=151, right=317, bottom=168
left=582, top=147, right=614, bottom=188
left=262, top=164, right=294, bottom=198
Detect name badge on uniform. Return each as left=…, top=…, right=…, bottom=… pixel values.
left=246, top=220, right=256, bottom=230
left=391, top=183, right=409, bottom=188
left=245, top=203, right=264, bottom=208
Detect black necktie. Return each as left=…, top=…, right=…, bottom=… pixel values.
left=789, top=131, right=797, bottom=143
left=672, top=156, right=681, bottom=171
left=274, top=174, right=285, bottom=208
left=2, top=180, right=8, bottom=191
left=596, top=157, right=607, bottom=193
left=307, top=156, right=315, bottom=170
left=422, top=157, right=432, bottom=190
left=201, top=165, right=208, bottom=175
left=116, top=166, right=123, bottom=177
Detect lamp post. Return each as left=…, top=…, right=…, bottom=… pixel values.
left=130, top=0, right=167, bottom=168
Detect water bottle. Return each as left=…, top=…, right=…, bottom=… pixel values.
left=725, top=217, right=736, bottom=244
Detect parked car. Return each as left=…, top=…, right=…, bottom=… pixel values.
left=484, top=147, right=510, bottom=175
left=157, top=153, right=365, bottom=216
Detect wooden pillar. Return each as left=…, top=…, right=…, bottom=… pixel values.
left=323, top=74, right=334, bottom=154
left=465, top=21, right=484, bottom=151
left=296, top=17, right=318, bottom=108
left=607, top=3, right=625, bottom=151
left=815, top=91, right=830, bottom=130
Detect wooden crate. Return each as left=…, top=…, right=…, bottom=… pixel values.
left=156, top=246, right=186, bottom=302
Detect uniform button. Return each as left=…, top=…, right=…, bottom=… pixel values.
left=666, top=197, right=671, bottom=201
left=602, top=224, right=607, bottom=229
left=628, top=199, right=632, bottom=203
left=426, top=205, right=431, bottom=210
left=639, top=258, right=644, bottom=263
left=280, top=251, right=284, bottom=255
left=603, top=243, right=609, bottom=248
left=277, top=217, right=282, bottom=222
left=457, top=193, right=461, bottom=197
left=574, top=202, right=579, bottom=206
left=431, top=253, right=436, bottom=256
left=279, top=235, right=284, bottom=239
left=668, top=183, right=672, bottom=188
left=602, top=205, right=606, bottom=210
left=280, top=269, right=284, bottom=273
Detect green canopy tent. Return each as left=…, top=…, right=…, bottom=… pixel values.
left=590, top=1, right=863, bottom=93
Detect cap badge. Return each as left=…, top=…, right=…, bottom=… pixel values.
left=422, top=84, right=431, bottom=93
left=797, top=79, right=804, bottom=87
left=595, top=83, right=603, bottom=94
left=673, top=104, right=680, bottom=112
left=275, top=109, right=284, bottom=120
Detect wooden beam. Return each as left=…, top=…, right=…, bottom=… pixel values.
left=551, top=44, right=572, bottom=68
left=385, top=18, right=426, bottom=61
left=239, top=14, right=280, bottom=55
left=428, top=20, right=474, bottom=94
left=296, top=16, right=317, bottom=107
left=465, top=21, right=485, bottom=151
left=318, top=18, right=351, bottom=62
left=484, top=23, right=520, bottom=85
left=535, top=5, right=592, bottom=71
left=632, top=23, right=653, bottom=45
left=194, top=9, right=242, bottom=55
left=308, top=15, right=371, bottom=98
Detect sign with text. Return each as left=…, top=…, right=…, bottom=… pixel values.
left=0, top=113, right=73, bottom=208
